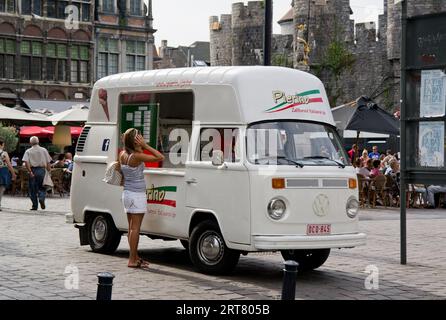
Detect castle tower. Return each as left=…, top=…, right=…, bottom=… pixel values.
left=293, top=0, right=354, bottom=68
left=210, top=14, right=233, bottom=66
left=231, top=2, right=265, bottom=66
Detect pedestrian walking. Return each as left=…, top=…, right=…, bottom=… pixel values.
left=22, top=136, right=52, bottom=210
left=119, top=128, right=164, bottom=269
left=0, top=138, right=17, bottom=211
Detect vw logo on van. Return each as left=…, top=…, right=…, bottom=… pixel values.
left=313, top=194, right=330, bottom=217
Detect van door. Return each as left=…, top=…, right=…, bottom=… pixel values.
left=185, top=127, right=251, bottom=245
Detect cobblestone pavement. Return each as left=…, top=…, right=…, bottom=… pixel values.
left=0, top=195, right=445, bottom=300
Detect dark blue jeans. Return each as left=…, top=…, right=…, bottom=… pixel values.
left=29, top=167, right=46, bottom=209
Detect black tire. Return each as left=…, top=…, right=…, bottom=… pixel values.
left=87, top=213, right=121, bottom=254
left=281, top=249, right=330, bottom=271
left=180, top=240, right=189, bottom=250
left=189, top=220, right=240, bottom=275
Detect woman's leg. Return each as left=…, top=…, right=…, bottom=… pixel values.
left=127, top=213, right=144, bottom=266
left=127, top=213, right=140, bottom=261
left=0, top=185, right=5, bottom=209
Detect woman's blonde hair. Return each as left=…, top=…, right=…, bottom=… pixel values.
left=123, top=128, right=138, bottom=154
left=362, top=149, right=368, bottom=157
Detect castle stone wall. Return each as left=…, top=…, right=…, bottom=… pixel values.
left=209, top=0, right=446, bottom=110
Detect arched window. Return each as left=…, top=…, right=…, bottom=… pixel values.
left=48, top=90, right=66, bottom=100
left=0, top=0, right=16, bottom=13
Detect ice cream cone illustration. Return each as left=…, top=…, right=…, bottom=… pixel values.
left=99, top=88, right=110, bottom=121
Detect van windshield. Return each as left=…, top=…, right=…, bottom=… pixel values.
left=246, top=121, right=349, bottom=166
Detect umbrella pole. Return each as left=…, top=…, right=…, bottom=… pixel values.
left=354, top=131, right=360, bottom=163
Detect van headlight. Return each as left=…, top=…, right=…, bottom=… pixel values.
left=346, top=197, right=359, bottom=218
left=267, top=198, right=286, bottom=220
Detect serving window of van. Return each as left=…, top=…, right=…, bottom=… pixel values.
left=198, top=128, right=241, bottom=163
left=246, top=121, right=348, bottom=166
left=119, top=91, right=194, bottom=169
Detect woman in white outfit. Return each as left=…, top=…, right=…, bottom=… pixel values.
left=119, top=128, right=164, bottom=268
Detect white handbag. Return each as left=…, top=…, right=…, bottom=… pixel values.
left=43, top=170, right=54, bottom=188
left=103, top=161, right=123, bottom=186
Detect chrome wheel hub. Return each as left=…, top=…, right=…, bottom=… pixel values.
left=198, top=231, right=224, bottom=265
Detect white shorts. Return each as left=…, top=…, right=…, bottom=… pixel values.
left=122, top=190, right=147, bottom=214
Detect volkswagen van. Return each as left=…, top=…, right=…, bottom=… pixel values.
left=68, top=66, right=366, bottom=274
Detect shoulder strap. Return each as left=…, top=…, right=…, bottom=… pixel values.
left=127, top=153, right=133, bottom=165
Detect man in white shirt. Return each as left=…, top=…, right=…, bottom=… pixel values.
left=22, top=136, right=52, bottom=210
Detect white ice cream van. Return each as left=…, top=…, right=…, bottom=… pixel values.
left=68, top=66, right=366, bottom=274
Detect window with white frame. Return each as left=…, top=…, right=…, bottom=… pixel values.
left=130, top=0, right=141, bottom=16
left=21, top=0, right=41, bottom=15
left=47, top=0, right=69, bottom=19
left=102, top=0, right=114, bottom=13
left=71, top=1, right=91, bottom=22
left=126, top=40, right=145, bottom=72
left=0, top=0, right=15, bottom=13
left=71, top=45, right=89, bottom=83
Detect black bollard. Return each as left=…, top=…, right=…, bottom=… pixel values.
left=281, top=260, right=298, bottom=300
left=96, top=272, right=115, bottom=300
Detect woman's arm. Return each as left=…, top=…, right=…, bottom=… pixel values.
left=134, top=135, right=165, bottom=163
left=3, top=153, right=16, bottom=181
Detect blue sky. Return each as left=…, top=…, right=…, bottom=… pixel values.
left=150, top=0, right=384, bottom=48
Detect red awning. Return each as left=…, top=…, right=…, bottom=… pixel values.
left=20, top=126, right=83, bottom=138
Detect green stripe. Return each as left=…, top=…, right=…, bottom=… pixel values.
left=152, top=186, right=177, bottom=192
left=265, top=102, right=287, bottom=112
left=298, top=89, right=320, bottom=96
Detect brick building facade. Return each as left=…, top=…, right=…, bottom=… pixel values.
left=0, top=0, right=155, bottom=109
left=0, top=0, right=95, bottom=107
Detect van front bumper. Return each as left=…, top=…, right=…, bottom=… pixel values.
left=253, top=233, right=367, bottom=250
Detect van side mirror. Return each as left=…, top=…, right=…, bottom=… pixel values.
left=211, top=150, right=224, bottom=166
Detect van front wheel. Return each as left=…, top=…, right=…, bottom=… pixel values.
left=280, top=249, right=330, bottom=271
left=189, top=221, right=240, bottom=274
left=87, top=214, right=121, bottom=254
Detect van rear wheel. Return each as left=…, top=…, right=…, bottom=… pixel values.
left=189, top=220, right=240, bottom=275
left=280, top=249, right=330, bottom=271
left=87, top=213, right=121, bottom=254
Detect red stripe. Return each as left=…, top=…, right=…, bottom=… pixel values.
left=269, top=98, right=323, bottom=113
left=148, top=199, right=177, bottom=208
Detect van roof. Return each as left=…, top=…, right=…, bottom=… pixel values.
left=92, top=66, right=335, bottom=126
left=95, top=66, right=320, bottom=89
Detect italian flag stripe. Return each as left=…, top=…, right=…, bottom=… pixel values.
left=148, top=199, right=177, bottom=207
left=265, top=89, right=321, bottom=112
left=152, top=186, right=177, bottom=192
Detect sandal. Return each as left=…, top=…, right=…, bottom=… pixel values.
left=128, top=259, right=149, bottom=269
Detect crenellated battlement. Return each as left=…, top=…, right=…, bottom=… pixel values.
left=210, top=0, right=446, bottom=109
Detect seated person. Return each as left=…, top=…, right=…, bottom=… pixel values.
left=357, top=158, right=372, bottom=177
left=426, top=185, right=446, bottom=209
left=385, top=160, right=400, bottom=177
left=52, top=154, right=66, bottom=168
left=369, top=160, right=382, bottom=178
